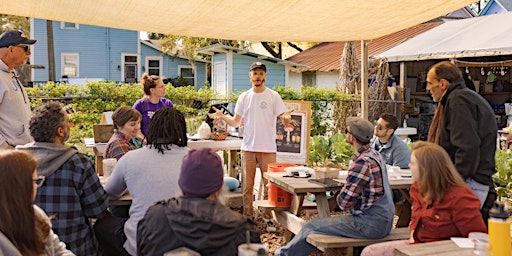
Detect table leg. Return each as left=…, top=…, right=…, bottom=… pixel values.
left=314, top=193, right=330, bottom=219
left=227, top=150, right=239, bottom=178
left=395, top=189, right=412, bottom=228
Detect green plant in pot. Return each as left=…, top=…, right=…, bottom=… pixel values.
left=309, top=133, right=354, bottom=178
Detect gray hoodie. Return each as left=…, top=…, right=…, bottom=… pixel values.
left=16, top=142, right=78, bottom=177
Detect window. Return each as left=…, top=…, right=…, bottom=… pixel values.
left=61, top=53, right=79, bottom=77
left=60, top=22, right=79, bottom=30
left=122, top=54, right=138, bottom=83
left=145, top=57, right=162, bottom=76
left=178, top=65, right=194, bottom=86
left=302, top=71, right=316, bottom=87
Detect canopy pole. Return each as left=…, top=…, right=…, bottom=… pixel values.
left=361, top=40, right=369, bottom=120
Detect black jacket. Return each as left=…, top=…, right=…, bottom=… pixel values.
left=137, top=196, right=260, bottom=256
left=439, top=79, right=496, bottom=185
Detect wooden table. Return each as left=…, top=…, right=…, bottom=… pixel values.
left=109, top=194, right=132, bottom=206
left=90, top=137, right=243, bottom=177
left=393, top=240, right=472, bottom=256
left=264, top=172, right=414, bottom=238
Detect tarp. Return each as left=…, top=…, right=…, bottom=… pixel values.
left=377, top=11, right=512, bottom=62
left=1, top=0, right=475, bottom=42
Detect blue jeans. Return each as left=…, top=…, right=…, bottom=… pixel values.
left=275, top=206, right=393, bottom=256
left=466, top=178, right=489, bottom=208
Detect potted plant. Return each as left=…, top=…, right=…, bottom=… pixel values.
left=309, top=133, right=354, bottom=178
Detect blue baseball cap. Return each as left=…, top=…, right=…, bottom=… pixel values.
left=0, top=30, right=37, bottom=48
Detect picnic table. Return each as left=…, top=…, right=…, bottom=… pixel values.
left=264, top=172, right=414, bottom=239
left=393, top=240, right=472, bottom=256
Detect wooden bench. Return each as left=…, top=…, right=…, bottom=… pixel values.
left=253, top=199, right=317, bottom=211
left=307, top=227, right=410, bottom=256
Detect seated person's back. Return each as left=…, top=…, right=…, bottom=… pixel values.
left=16, top=102, right=108, bottom=255
left=137, top=148, right=260, bottom=256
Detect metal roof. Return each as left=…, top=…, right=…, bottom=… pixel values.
left=286, top=22, right=442, bottom=72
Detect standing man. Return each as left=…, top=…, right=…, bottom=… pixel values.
left=275, top=117, right=395, bottom=256
left=17, top=102, right=109, bottom=255
left=370, top=113, right=410, bottom=169
left=0, top=30, right=36, bottom=149
left=426, top=61, right=497, bottom=220
left=209, top=62, right=293, bottom=217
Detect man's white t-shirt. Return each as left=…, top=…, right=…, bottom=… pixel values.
left=235, top=87, right=287, bottom=152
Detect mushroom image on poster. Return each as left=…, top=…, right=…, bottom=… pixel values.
left=276, top=114, right=303, bottom=154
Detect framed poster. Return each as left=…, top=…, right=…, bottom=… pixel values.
left=276, top=100, right=312, bottom=165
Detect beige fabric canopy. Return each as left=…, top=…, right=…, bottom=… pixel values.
left=2, top=0, right=474, bottom=42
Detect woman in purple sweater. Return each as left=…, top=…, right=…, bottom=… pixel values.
left=133, top=73, right=174, bottom=136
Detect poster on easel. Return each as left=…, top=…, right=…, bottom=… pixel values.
left=276, top=100, right=312, bottom=165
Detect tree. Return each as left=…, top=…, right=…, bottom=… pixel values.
left=148, top=33, right=248, bottom=63
left=261, top=42, right=305, bottom=59
left=0, top=14, right=30, bottom=34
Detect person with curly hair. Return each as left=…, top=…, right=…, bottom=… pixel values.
left=16, top=102, right=108, bottom=255
left=97, top=107, right=189, bottom=255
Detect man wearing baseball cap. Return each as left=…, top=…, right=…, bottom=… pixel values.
left=137, top=148, right=260, bottom=255
left=0, top=30, right=37, bottom=149
left=276, top=117, right=395, bottom=256
left=208, top=61, right=294, bottom=217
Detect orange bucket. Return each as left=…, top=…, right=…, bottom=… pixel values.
left=268, top=163, right=295, bottom=208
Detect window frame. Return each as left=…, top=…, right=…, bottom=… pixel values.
left=60, top=22, right=79, bottom=30
left=61, top=52, right=79, bottom=78
left=145, top=56, right=163, bottom=77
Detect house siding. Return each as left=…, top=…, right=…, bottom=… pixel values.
left=231, top=55, right=286, bottom=92
left=32, top=19, right=208, bottom=87
left=32, top=19, right=138, bottom=82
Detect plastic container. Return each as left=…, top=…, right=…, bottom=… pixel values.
left=268, top=163, right=295, bottom=208
left=488, top=202, right=511, bottom=256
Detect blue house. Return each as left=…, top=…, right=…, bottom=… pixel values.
left=198, top=44, right=304, bottom=96
left=30, top=19, right=208, bottom=88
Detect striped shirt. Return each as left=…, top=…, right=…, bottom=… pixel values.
left=337, top=144, right=385, bottom=212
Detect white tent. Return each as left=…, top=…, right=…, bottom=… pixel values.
left=377, top=11, right=512, bottom=62
left=2, top=0, right=474, bottom=42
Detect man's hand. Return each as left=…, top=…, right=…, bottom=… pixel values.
left=207, top=106, right=225, bottom=120
left=280, top=109, right=294, bottom=126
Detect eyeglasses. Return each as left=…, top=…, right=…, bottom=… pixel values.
left=375, top=124, right=388, bottom=131
left=33, top=175, right=45, bottom=188
left=14, top=45, right=30, bottom=52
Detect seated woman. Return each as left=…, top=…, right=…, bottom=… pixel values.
left=137, top=148, right=260, bottom=256
left=361, top=141, right=487, bottom=256
left=104, top=106, right=142, bottom=160
left=0, top=150, right=74, bottom=256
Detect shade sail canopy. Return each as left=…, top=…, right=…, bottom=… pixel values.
left=1, top=0, right=474, bottom=42
left=377, top=11, right=512, bottom=62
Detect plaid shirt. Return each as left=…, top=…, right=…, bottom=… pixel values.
left=337, top=144, right=385, bottom=212
left=104, top=130, right=140, bottom=160
left=35, top=153, right=108, bottom=256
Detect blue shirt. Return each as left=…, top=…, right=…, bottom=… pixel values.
left=370, top=133, right=410, bottom=169
left=35, top=153, right=108, bottom=255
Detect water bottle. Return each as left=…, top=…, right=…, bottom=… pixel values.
left=488, top=202, right=511, bottom=256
